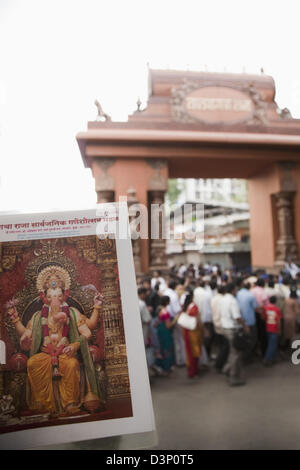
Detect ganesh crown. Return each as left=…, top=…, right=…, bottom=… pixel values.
left=36, top=265, right=71, bottom=292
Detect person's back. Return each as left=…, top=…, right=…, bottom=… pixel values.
left=193, top=284, right=206, bottom=314
left=236, top=286, right=257, bottom=327
left=251, top=279, right=268, bottom=308
left=263, top=296, right=282, bottom=365
left=211, top=292, right=223, bottom=333
left=219, top=283, right=247, bottom=386
left=283, top=290, right=300, bottom=341
left=147, top=286, right=161, bottom=317
left=138, top=288, right=152, bottom=344
left=163, top=281, right=181, bottom=318
left=263, top=300, right=282, bottom=335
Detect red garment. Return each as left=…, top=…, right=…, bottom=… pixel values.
left=186, top=303, right=199, bottom=317
left=263, top=303, right=282, bottom=334
left=159, top=308, right=171, bottom=323
left=183, top=303, right=202, bottom=378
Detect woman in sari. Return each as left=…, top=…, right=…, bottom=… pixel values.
left=155, top=296, right=178, bottom=375
left=182, top=292, right=203, bottom=378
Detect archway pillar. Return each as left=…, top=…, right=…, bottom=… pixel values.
left=90, top=157, right=169, bottom=274
left=248, top=162, right=300, bottom=271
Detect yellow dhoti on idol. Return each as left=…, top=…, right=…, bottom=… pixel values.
left=27, top=352, right=80, bottom=413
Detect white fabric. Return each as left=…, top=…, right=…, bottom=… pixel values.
left=275, top=283, right=290, bottom=299
left=178, top=265, right=187, bottom=277
left=163, top=288, right=182, bottom=318
left=151, top=276, right=166, bottom=292
left=193, top=286, right=206, bottom=317
left=220, top=293, right=241, bottom=329
left=177, top=312, right=197, bottom=330
left=202, top=287, right=215, bottom=323
left=211, top=293, right=223, bottom=331
left=139, top=299, right=152, bottom=343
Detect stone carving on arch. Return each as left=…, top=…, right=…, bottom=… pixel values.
left=278, top=162, right=297, bottom=192
left=146, top=159, right=168, bottom=191
left=94, top=158, right=116, bottom=192
left=170, top=78, right=268, bottom=125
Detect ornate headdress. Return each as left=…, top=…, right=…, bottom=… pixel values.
left=36, top=265, right=71, bottom=293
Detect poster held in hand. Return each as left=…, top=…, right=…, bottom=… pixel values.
left=0, top=203, right=155, bottom=449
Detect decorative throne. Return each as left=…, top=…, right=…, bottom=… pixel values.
left=1, top=238, right=108, bottom=423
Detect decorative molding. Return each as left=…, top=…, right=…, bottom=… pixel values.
left=278, top=161, right=297, bottom=192
left=170, top=79, right=268, bottom=125
left=94, top=158, right=116, bottom=192
left=274, top=191, right=300, bottom=265
left=146, top=159, right=168, bottom=191
left=97, top=190, right=114, bottom=204
left=149, top=190, right=168, bottom=272
left=170, top=80, right=200, bottom=123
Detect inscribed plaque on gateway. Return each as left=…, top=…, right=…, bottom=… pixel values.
left=0, top=203, right=154, bottom=449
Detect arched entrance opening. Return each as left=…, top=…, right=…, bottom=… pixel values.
left=77, top=69, right=300, bottom=274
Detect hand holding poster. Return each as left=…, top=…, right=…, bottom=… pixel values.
left=0, top=203, right=155, bottom=449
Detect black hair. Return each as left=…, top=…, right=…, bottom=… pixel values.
left=154, top=282, right=160, bottom=292
left=226, top=283, right=236, bottom=294
left=183, top=293, right=193, bottom=312
left=168, top=280, right=177, bottom=290
left=160, top=295, right=170, bottom=307
left=269, top=295, right=277, bottom=304
left=217, top=285, right=226, bottom=295
left=268, top=280, right=275, bottom=288
left=290, top=288, right=298, bottom=299
left=138, top=287, right=148, bottom=296
left=256, top=278, right=265, bottom=288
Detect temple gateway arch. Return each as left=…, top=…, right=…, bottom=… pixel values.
left=77, top=69, right=300, bottom=274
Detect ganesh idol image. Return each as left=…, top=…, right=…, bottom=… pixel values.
left=6, top=265, right=104, bottom=416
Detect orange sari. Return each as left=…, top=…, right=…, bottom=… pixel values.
left=182, top=302, right=203, bottom=377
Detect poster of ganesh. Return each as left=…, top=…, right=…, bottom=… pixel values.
left=0, top=206, right=154, bottom=448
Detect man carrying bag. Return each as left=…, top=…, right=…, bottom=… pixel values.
left=220, top=283, right=250, bottom=387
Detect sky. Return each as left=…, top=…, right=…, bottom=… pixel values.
left=0, top=0, right=300, bottom=213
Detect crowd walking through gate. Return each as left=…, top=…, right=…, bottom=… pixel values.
left=137, top=262, right=300, bottom=386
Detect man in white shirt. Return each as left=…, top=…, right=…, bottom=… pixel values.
left=163, top=280, right=186, bottom=366
left=211, top=285, right=229, bottom=372
left=151, top=270, right=167, bottom=293
left=202, top=281, right=217, bottom=359
left=193, top=281, right=206, bottom=315
left=220, top=283, right=249, bottom=386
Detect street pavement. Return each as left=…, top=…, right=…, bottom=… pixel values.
left=150, top=356, right=300, bottom=450
left=40, top=354, right=300, bottom=450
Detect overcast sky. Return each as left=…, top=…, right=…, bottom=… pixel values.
left=0, top=0, right=300, bottom=213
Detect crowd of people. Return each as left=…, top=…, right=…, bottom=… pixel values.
left=137, top=262, right=300, bottom=386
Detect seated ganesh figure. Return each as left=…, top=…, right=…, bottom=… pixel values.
left=6, top=265, right=104, bottom=416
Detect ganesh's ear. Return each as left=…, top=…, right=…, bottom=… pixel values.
left=63, top=289, right=70, bottom=302
left=39, top=291, right=47, bottom=304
